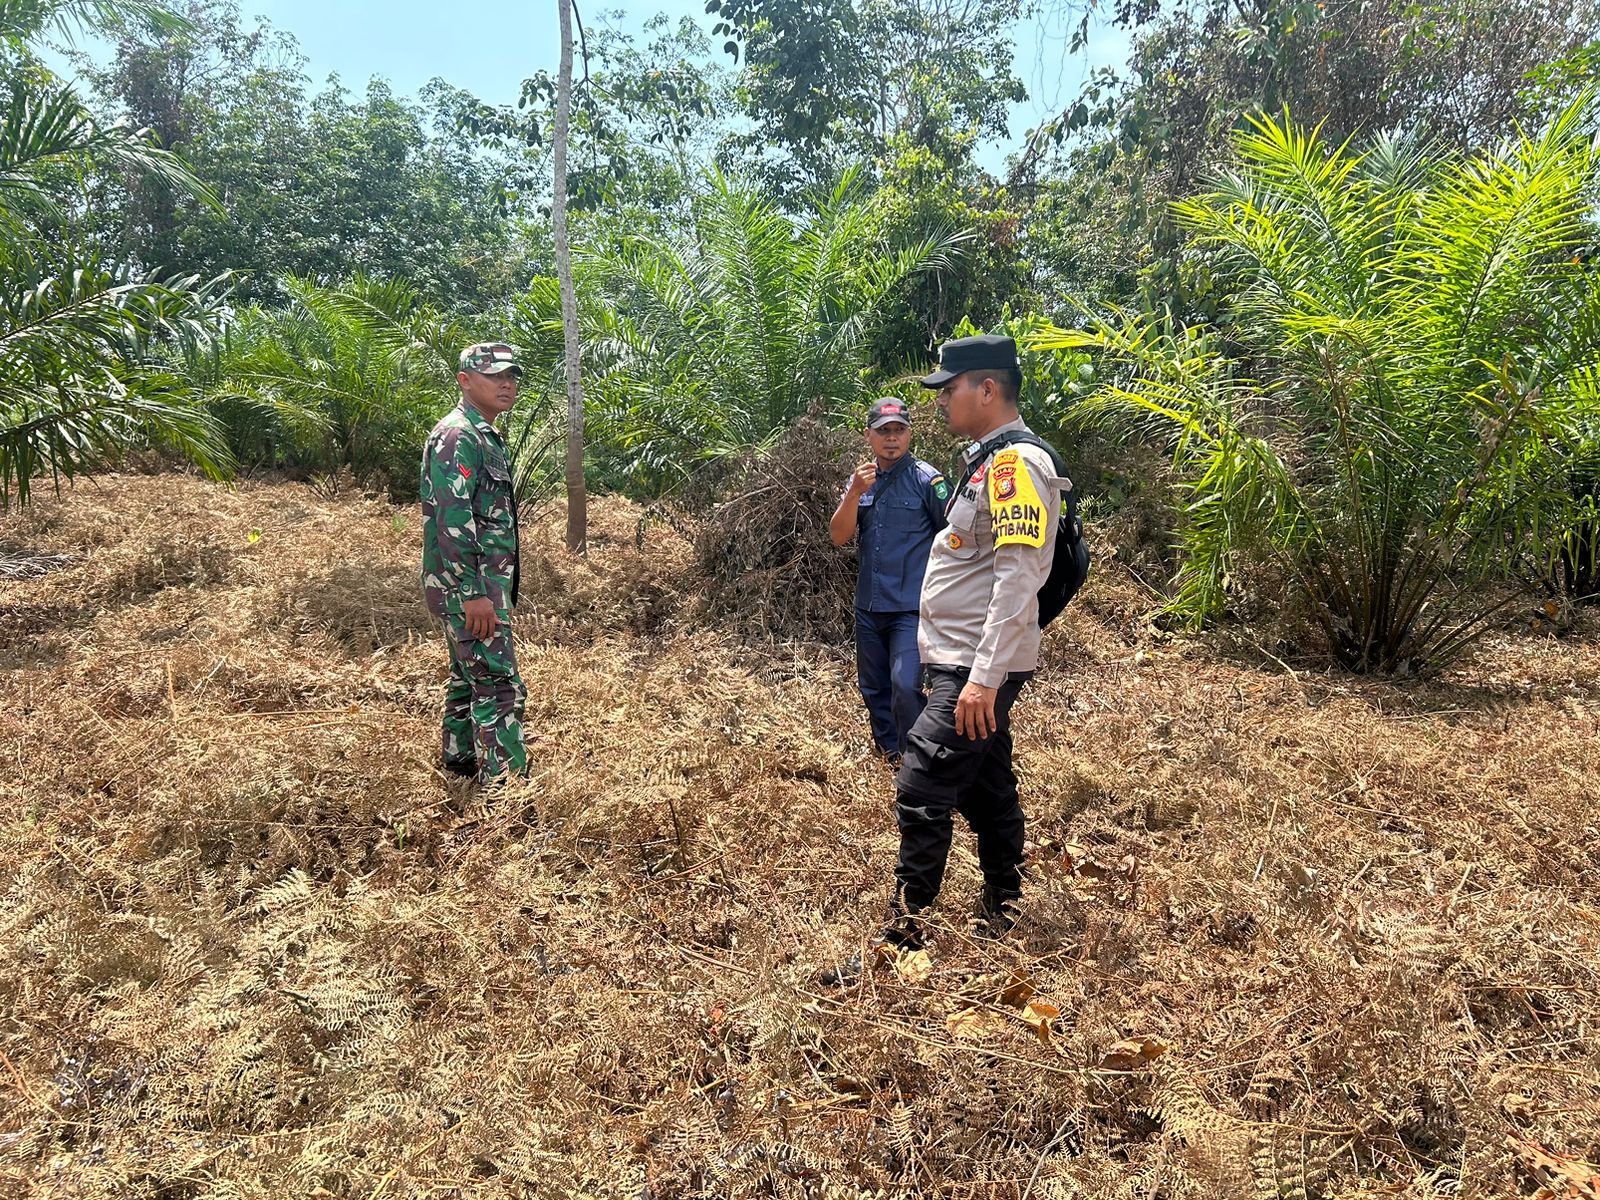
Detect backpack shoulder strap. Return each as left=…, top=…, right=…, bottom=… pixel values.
left=976, top=429, right=1084, bottom=545
left=964, top=430, right=1071, bottom=491
left=982, top=429, right=1067, bottom=478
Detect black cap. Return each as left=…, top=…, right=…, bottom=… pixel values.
left=919, top=334, right=1020, bottom=387
left=866, top=397, right=911, bottom=429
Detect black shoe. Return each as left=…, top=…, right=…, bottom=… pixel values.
left=442, top=758, right=478, bottom=779
left=878, top=892, right=926, bottom=951
left=977, top=887, right=1021, bottom=939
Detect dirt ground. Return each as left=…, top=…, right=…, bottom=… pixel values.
left=1, top=472, right=1597, bottom=1199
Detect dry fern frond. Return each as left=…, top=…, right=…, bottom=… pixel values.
left=2, top=474, right=1599, bottom=1197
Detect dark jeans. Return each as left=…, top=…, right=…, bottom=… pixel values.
left=854, top=608, right=925, bottom=756
left=892, top=665, right=1029, bottom=910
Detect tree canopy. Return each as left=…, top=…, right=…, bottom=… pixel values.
left=7, top=0, right=1600, bottom=670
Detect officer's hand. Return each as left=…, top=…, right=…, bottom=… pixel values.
left=845, top=461, right=878, bottom=496
left=462, top=596, right=498, bottom=640
left=955, top=681, right=999, bottom=741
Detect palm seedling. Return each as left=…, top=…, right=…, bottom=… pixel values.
left=508, top=167, right=972, bottom=495
left=1034, top=102, right=1600, bottom=674
left=194, top=274, right=468, bottom=490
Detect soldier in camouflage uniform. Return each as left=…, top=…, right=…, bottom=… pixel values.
left=420, top=343, right=526, bottom=783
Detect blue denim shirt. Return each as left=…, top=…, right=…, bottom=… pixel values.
left=850, top=454, right=950, bottom=612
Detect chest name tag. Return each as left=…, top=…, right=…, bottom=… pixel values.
left=988, top=450, right=1047, bottom=547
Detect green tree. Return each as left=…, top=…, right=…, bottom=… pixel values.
left=0, top=0, right=231, bottom=507
left=868, top=134, right=1030, bottom=370
left=453, top=14, right=728, bottom=229
left=708, top=0, right=1026, bottom=193
left=78, top=1, right=529, bottom=308
left=509, top=170, right=971, bottom=492
left=1034, top=105, right=1600, bottom=674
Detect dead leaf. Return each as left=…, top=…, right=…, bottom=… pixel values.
left=999, top=971, right=1036, bottom=1006
left=945, top=1007, right=1009, bottom=1042
left=1020, top=1001, right=1061, bottom=1045
left=1502, top=1092, right=1536, bottom=1122
left=1097, top=1034, right=1175, bottom=1072
left=1510, top=1135, right=1600, bottom=1199
left=892, top=948, right=932, bottom=984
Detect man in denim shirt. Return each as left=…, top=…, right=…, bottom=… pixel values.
left=829, top=398, right=950, bottom=763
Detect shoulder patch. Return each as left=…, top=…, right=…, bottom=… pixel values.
left=931, top=475, right=950, bottom=501
left=989, top=454, right=1046, bottom=547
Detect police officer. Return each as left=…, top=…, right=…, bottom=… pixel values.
left=829, top=397, right=950, bottom=763
left=884, top=335, right=1068, bottom=948
left=420, top=343, right=527, bottom=784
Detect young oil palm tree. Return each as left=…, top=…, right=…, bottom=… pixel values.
left=195, top=274, right=467, bottom=489
left=1034, top=101, right=1600, bottom=674
left=509, top=168, right=971, bottom=491
left=0, top=0, right=230, bottom=507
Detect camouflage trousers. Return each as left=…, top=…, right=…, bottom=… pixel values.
left=441, top=615, right=527, bottom=783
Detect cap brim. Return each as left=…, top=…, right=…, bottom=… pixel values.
left=474, top=363, right=523, bottom=376
left=868, top=415, right=911, bottom=429
left=919, top=368, right=957, bottom=388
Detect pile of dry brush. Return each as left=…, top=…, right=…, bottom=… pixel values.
left=2, top=472, right=1599, bottom=1199
left=688, top=414, right=864, bottom=643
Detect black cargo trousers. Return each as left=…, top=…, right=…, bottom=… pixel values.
left=892, top=665, right=1031, bottom=913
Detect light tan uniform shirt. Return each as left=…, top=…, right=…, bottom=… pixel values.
left=917, top=417, right=1065, bottom=688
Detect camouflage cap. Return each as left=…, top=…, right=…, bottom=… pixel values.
left=459, top=342, right=523, bottom=376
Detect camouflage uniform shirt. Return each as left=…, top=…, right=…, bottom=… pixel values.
left=420, top=400, right=519, bottom=618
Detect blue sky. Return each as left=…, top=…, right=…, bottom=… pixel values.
left=53, top=0, right=1132, bottom=170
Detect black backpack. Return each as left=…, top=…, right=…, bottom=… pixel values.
left=951, top=429, right=1091, bottom=627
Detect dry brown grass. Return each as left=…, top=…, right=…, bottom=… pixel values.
left=2, top=472, right=1599, bottom=1199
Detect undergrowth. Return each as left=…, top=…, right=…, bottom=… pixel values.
left=1, top=473, right=1598, bottom=1198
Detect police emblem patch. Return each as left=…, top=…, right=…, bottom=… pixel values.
left=992, top=463, right=1018, bottom=501
left=988, top=451, right=1046, bottom=548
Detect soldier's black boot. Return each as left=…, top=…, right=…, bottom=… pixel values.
left=442, top=757, right=478, bottom=779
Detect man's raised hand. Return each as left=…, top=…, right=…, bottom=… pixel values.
left=845, top=461, right=878, bottom=497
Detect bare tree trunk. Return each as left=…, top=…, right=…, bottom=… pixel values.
left=554, top=0, right=586, bottom=552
